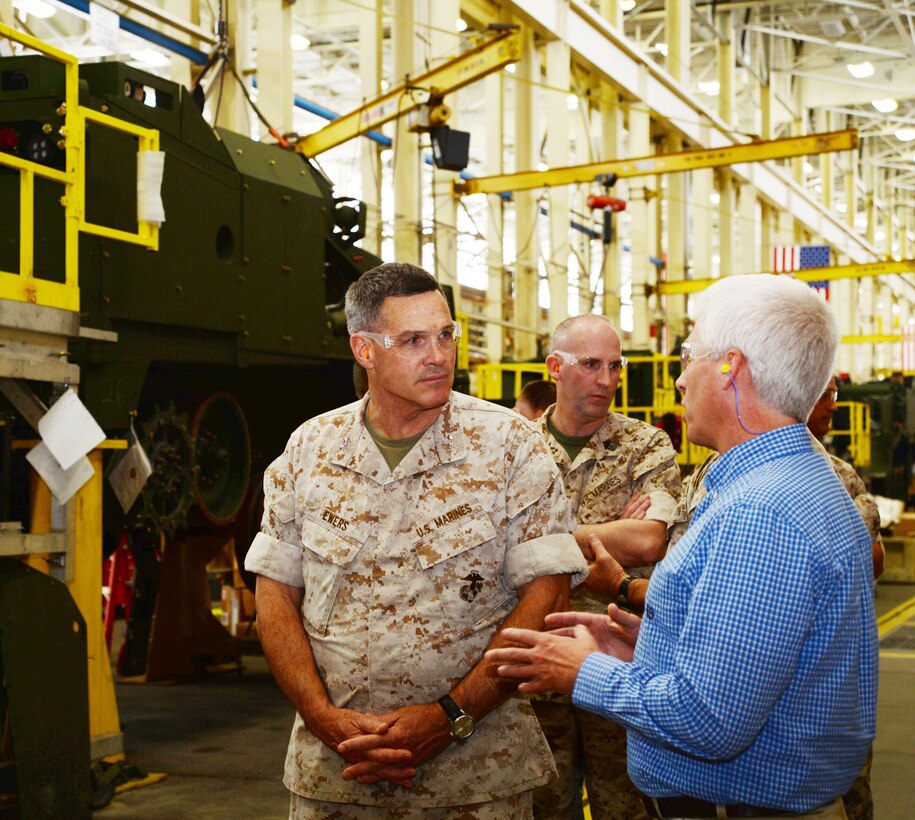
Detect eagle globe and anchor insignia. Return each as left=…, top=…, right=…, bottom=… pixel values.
left=460, top=571, right=485, bottom=602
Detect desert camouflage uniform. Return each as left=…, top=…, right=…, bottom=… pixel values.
left=531, top=409, right=680, bottom=820
left=667, top=439, right=877, bottom=820
left=245, top=391, right=586, bottom=813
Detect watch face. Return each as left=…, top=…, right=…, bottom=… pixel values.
left=451, top=714, right=475, bottom=740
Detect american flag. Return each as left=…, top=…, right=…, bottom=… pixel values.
left=772, top=245, right=831, bottom=299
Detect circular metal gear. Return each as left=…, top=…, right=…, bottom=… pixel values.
left=138, top=403, right=198, bottom=536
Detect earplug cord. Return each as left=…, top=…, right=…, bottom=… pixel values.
left=724, top=367, right=764, bottom=436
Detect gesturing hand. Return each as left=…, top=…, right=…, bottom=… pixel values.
left=544, top=605, right=641, bottom=662
left=484, top=625, right=599, bottom=695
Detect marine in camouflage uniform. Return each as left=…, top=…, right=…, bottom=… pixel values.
left=246, top=263, right=586, bottom=820
left=530, top=315, right=681, bottom=820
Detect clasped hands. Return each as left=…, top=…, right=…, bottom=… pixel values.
left=316, top=702, right=452, bottom=789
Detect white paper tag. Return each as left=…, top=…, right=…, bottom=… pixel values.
left=89, top=3, right=120, bottom=53
left=37, top=388, right=106, bottom=471
left=108, top=441, right=153, bottom=513
left=137, top=150, right=166, bottom=225
left=26, top=441, right=95, bottom=505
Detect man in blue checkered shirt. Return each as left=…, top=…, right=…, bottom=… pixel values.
left=487, top=274, right=878, bottom=819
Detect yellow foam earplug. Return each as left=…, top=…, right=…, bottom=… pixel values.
left=721, top=363, right=731, bottom=374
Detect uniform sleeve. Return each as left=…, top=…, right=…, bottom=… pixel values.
left=244, top=436, right=305, bottom=588
left=853, top=493, right=881, bottom=542
left=631, top=429, right=681, bottom=525
left=502, top=427, right=587, bottom=590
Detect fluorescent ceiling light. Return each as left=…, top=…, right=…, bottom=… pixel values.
left=895, top=127, right=915, bottom=142
left=804, top=161, right=814, bottom=174
left=698, top=80, right=720, bottom=96
left=291, top=34, right=311, bottom=51
left=13, top=0, right=55, bottom=18
left=872, top=98, right=898, bottom=113
left=456, top=18, right=468, bottom=32
left=847, top=61, right=874, bottom=79
left=567, top=94, right=578, bottom=111
left=621, top=0, right=636, bottom=10
left=656, top=43, right=669, bottom=56
left=505, top=64, right=516, bottom=74
left=710, top=192, right=720, bottom=206
left=131, top=48, right=170, bottom=68
left=537, top=162, right=549, bottom=172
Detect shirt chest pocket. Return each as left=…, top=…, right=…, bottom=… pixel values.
left=413, top=510, right=512, bottom=637
left=299, top=508, right=372, bottom=635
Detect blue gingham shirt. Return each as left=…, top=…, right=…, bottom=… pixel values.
left=572, top=424, right=878, bottom=812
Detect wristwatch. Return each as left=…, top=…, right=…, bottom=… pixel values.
left=616, top=575, right=634, bottom=606
left=437, top=694, right=475, bottom=741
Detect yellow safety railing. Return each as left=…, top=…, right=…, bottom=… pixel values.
left=471, top=359, right=869, bottom=469
left=475, top=362, right=549, bottom=400
left=833, top=401, right=871, bottom=468
left=0, top=22, right=159, bottom=313
left=472, top=355, right=713, bottom=466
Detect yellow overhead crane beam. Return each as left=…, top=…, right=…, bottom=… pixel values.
left=295, top=29, right=520, bottom=157
left=453, top=129, right=858, bottom=196
left=657, top=258, right=915, bottom=296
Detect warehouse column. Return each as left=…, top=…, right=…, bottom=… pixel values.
left=663, top=0, right=690, bottom=343
left=692, top=170, right=712, bottom=280
left=392, top=0, right=420, bottom=264
left=254, top=0, right=293, bottom=137
left=599, top=82, right=624, bottom=327
left=359, top=0, right=383, bottom=256
left=163, top=0, right=193, bottom=88
left=214, top=0, right=252, bottom=135
left=430, top=0, right=460, bottom=305
left=819, top=110, right=833, bottom=211
left=834, top=278, right=856, bottom=376
left=737, top=185, right=758, bottom=276
left=628, top=103, right=653, bottom=348
left=485, top=69, right=505, bottom=362
left=513, top=24, right=540, bottom=359
left=791, top=81, right=806, bottom=243
left=546, top=36, right=570, bottom=325
left=844, top=131, right=857, bottom=232
left=718, top=169, right=735, bottom=277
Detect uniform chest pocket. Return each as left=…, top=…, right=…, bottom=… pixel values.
left=413, top=510, right=512, bottom=637
left=299, top=510, right=371, bottom=635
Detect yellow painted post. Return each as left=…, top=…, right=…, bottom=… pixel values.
left=70, top=448, right=123, bottom=754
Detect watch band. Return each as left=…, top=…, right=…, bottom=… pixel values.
left=617, top=575, right=634, bottom=605
left=437, top=694, right=475, bottom=741
left=437, top=694, right=463, bottom=722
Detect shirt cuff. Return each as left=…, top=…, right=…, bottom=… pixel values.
left=504, top=532, right=588, bottom=590
left=644, top=491, right=678, bottom=525
left=572, top=651, right=626, bottom=713
left=244, top=531, right=305, bottom=588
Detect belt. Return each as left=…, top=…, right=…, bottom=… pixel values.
left=640, top=794, right=799, bottom=818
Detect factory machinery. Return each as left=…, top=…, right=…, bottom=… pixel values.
left=0, top=25, right=385, bottom=813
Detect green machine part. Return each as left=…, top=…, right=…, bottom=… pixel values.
left=838, top=379, right=913, bottom=503
left=0, top=55, right=380, bottom=430
left=0, top=559, right=90, bottom=818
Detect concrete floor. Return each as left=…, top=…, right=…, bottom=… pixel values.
left=94, top=584, right=915, bottom=819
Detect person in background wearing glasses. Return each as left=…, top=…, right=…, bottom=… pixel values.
left=486, top=274, right=877, bottom=820
left=529, top=313, right=681, bottom=820
left=246, top=262, right=586, bottom=819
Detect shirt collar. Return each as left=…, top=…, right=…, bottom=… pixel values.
left=330, top=392, right=466, bottom=480
left=705, top=423, right=813, bottom=493
left=537, top=407, right=622, bottom=468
